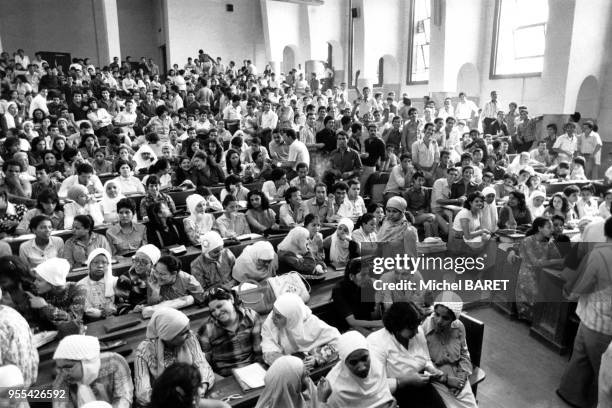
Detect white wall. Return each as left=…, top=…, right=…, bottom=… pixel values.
left=165, top=0, right=266, bottom=69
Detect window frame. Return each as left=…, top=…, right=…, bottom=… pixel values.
left=406, top=0, right=430, bottom=85
left=489, top=0, right=546, bottom=80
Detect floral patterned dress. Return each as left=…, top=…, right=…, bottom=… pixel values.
left=515, top=235, right=562, bottom=321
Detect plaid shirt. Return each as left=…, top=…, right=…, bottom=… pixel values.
left=198, top=307, right=263, bottom=376
left=53, top=352, right=133, bottom=408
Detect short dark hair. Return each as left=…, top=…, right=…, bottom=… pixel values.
left=76, top=162, right=94, bottom=175
left=157, top=255, right=182, bottom=274
left=29, top=214, right=52, bottom=231
left=332, top=181, right=349, bottom=193
left=115, top=159, right=132, bottom=173
left=296, top=162, right=309, bottom=172
left=116, top=198, right=136, bottom=213
left=222, top=194, right=237, bottom=207
left=464, top=191, right=485, bottom=209
left=270, top=167, right=286, bottom=181
left=382, top=302, right=422, bottom=334
left=73, top=214, right=94, bottom=232
left=563, top=185, right=580, bottom=197
left=284, top=186, right=300, bottom=202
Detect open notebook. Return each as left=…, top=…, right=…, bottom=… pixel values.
left=232, top=363, right=267, bottom=392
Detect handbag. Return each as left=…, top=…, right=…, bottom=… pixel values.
left=267, top=272, right=311, bottom=304
left=234, top=280, right=276, bottom=315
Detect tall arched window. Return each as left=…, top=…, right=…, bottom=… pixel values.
left=407, top=0, right=431, bottom=84
left=491, top=0, right=549, bottom=77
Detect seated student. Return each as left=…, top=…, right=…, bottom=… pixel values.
left=383, top=153, right=415, bottom=201
left=64, top=184, right=104, bottom=229
left=190, top=151, right=226, bottom=187
left=90, top=147, right=114, bottom=175
left=198, top=187, right=223, bottom=212
left=279, top=186, right=305, bottom=227
left=135, top=308, right=215, bottom=407
left=495, top=173, right=518, bottom=201
left=245, top=190, right=279, bottom=233
left=58, top=162, right=104, bottom=199
left=570, top=156, right=587, bottom=180
left=304, top=214, right=326, bottom=263
left=198, top=286, right=263, bottom=376
left=31, top=164, right=60, bottom=198
left=421, top=293, right=478, bottom=408
left=19, top=215, right=65, bottom=268
left=514, top=217, right=563, bottom=322
left=404, top=171, right=438, bottom=238
left=543, top=193, right=575, bottom=224
left=262, top=167, right=289, bottom=202
left=450, top=165, right=479, bottom=201
left=139, top=175, right=177, bottom=220
left=100, top=180, right=125, bottom=224
left=147, top=255, right=205, bottom=306
left=528, top=190, right=547, bottom=219
left=146, top=201, right=182, bottom=248
left=337, top=179, right=367, bottom=223
left=106, top=198, right=147, bottom=256
left=214, top=195, right=251, bottom=238
left=480, top=186, right=499, bottom=233
left=16, top=188, right=63, bottom=234
left=52, top=335, right=133, bottom=408
left=190, top=231, right=236, bottom=290
left=277, top=226, right=326, bottom=276
left=254, top=356, right=323, bottom=408
left=332, top=257, right=383, bottom=335
left=324, top=218, right=358, bottom=268
left=0, top=256, right=39, bottom=324
left=220, top=174, right=249, bottom=203
left=290, top=162, right=316, bottom=199
left=134, top=144, right=158, bottom=175
left=0, top=297, right=39, bottom=389
left=233, top=241, right=278, bottom=282
left=143, top=157, right=174, bottom=190
left=0, top=189, right=27, bottom=237
left=245, top=149, right=273, bottom=182
left=29, top=258, right=86, bottom=332
left=77, top=248, right=118, bottom=322
left=2, top=159, right=32, bottom=199
left=323, top=330, right=397, bottom=408
left=183, top=194, right=216, bottom=245
left=525, top=174, right=546, bottom=199
left=62, top=214, right=112, bottom=268
left=482, top=155, right=505, bottom=180
left=599, top=189, right=612, bottom=219
left=548, top=160, right=572, bottom=181
left=327, top=181, right=350, bottom=223
left=498, top=191, right=533, bottom=229
left=378, top=197, right=419, bottom=258
left=576, top=183, right=599, bottom=219
left=149, top=363, right=230, bottom=408
left=115, top=244, right=161, bottom=311
left=515, top=168, right=531, bottom=195
left=225, top=148, right=246, bottom=178
left=448, top=191, right=493, bottom=256
left=352, top=213, right=378, bottom=245
left=367, top=302, right=446, bottom=408
left=112, top=159, right=145, bottom=195
left=563, top=185, right=581, bottom=220
left=262, top=293, right=340, bottom=367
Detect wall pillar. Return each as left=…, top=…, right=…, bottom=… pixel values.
left=92, top=0, right=121, bottom=66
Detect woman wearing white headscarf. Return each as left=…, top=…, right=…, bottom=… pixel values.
left=100, top=180, right=125, bottom=224
left=261, top=293, right=340, bottom=367
left=277, top=227, right=326, bottom=276
left=377, top=197, right=418, bottom=258
left=52, top=334, right=133, bottom=408
left=324, top=331, right=397, bottom=408
left=134, top=307, right=215, bottom=406
left=133, top=144, right=158, bottom=174
left=421, top=292, right=478, bottom=408
left=189, top=231, right=236, bottom=290
left=506, top=152, right=534, bottom=176
left=325, top=218, right=356, bottom=267
left=64, top=184, right=105, bottom=229
left=481, top=186, right=498, bottom=233
left=183, top=194, right=216, bottom=245
left=76, top=249, right=117, bottom=321
left=0, top=364, right=29, bottom=408
left=528, top=190, right=547, bottom=219
left=254, top=356, right=323, bottom=408
left=232, top=241, right=278, bottom=282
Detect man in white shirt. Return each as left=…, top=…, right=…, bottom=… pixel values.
left=280, top=128, right=310, bottom=172
left=58, top=162, right=104, bottom=199
left=430, top=166, right=460, bottom=235
left=222, top=95, right=242, bottom=134
left=481, top=90, right=501, bottom=134
left=14, top=49, right=30, bottom=69
left=454, top=92, right=478, bottom=124
left=578, top=121, right=602, bottom=179
left=168, top=85, right=184, bottom=112
left=113, top=99, right=137, bottom=136
left=553, top=122, right=579, bottom=162
left=29, top=88, right=49, bottom=118
left=259, top=100, right=278, bottom=146
left=337, top=179, right=367, bottom=223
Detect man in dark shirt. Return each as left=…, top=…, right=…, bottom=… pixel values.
left=450, top=166, right=479, bottom=200
left=331, top=258, right=382, bottom=335
left=316, top=116, right=338, bottom=154
left=483, top=155, right=506, bottom=180
left=404, top=171, right=438, bottom=237
left=324, top=131, right=362, bottom=190
left=361, top=123, right=386, bottom=193
left=68, top=93, right=88, bottom=122
left=490, top=110, right=509, bottom=137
